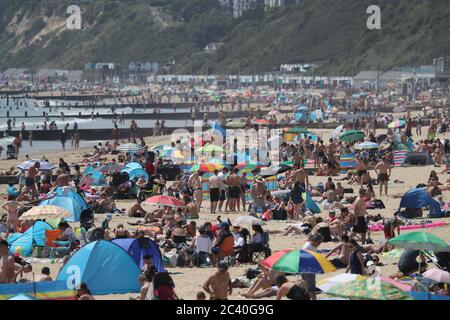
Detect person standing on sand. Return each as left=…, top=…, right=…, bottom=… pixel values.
left=1, top=196, right=27, bottom=236
left=285, top=163, right=309, bottom=191
left=374, top=157, right=391, bottom=196
left=226, top=168, right=241, bottom=213
left=188, top=170, right=204, bottom=213
left=202, top=262, right=232, bottom=300
left=208, top=170, right=221, bottom=214
left=353, top=189, right=368, bottom=244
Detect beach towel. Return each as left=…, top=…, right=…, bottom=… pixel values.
left=339, top=154, right=356, bottom=169
left=369, top=221, right=447, bottom=232
left=393, top=150, right=408, bottom=167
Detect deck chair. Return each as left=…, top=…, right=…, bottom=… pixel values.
left=252, top=232, right=271, bottom=264
left=219, top=236, right=236, bottom=266
left=44, top=229, right=62, bottom=257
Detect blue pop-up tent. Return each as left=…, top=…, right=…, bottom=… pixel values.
left=57, top=240, right=141, bottom=295
left=112, top=238, right=165, bottom=272
left=399, top=188, right=442, bottom=217
left=40, top=188, right=88, bottom=222
left=7, top=221, right=53, bottom=256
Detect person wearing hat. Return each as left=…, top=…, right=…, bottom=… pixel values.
left=202, top=262, right=232, bottom=300
left=251, top=176, right=267, bottom=213
left=210, top=222, right=233, bottom=266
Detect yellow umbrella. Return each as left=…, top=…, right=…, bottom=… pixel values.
left=19, top=205, right=72, bottom=221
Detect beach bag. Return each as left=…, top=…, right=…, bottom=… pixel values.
left=372, top=199, right=385, bottom=209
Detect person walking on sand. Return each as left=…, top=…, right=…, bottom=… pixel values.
left=374, top=157, right=391, bottom=196
left=203, top=262, right=232, bottom=300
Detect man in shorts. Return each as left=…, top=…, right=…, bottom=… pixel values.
left=374, top=157, right=391, bottom=196
left=208, top=170, right=221, bottom=214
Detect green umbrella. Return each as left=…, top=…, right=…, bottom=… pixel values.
left=285, top=127, right=309, bottom=134
left=387, top=232, right=450, bottom=252
left=339, top=130, right=365, bottom=142
left=226, top=120, right=245, bottom=128
left=324, top=278, right=413, bottom=300
left=196, top=145, right=225, bottom=154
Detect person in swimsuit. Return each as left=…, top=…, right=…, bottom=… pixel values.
left=276, top=275, right=310, bottom=300
left=355, top=155, right=367, bottom=187
left=374, top=157, right=391, bottom=196
left=0, top=239, right=15, bottom=284
left=226, top=168, right=241, bottom=213
left=353, top=188, right=368, bottom=244
left=325, top=235, right=353, bottom=269
left=188, top=171, right=204, bottom=213
left=1, top=196, right=27, bottom=236
left=203, top=262, right=232, bottom=300
left=23, top=161, right=40, bottom=199
left=239, top=172, right=248, bottom=212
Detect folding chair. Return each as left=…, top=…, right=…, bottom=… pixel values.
left=219, top=236, right=236, bottom=266
left=44, top=229, right=62, bottom=258
left=252, top=232, right=270, bottom=264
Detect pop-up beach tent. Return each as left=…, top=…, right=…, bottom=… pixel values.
left=399, top=188, right=442, bottom=217
left=7, top=221, right=53, bottom=256
left=112, top=237, right=165, bottom=272
left=40, top=187, right=88, bottom=222
left=57, top=240, right=141, bottom=295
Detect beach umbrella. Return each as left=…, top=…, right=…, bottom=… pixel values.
left=253, top=119, right=270, bottom=125
left=236, top=161, right=266, bottom=170
left=317, top=274, right=367, bottom=292
left=261, top=249, right=336, bottom=274
left=189, top=162, right=224, bottom=173
left=331, top=125, right=344, bottom=139
left=143, top=195, right=184, bottom=208
left=96, top=163, right=123, bottom=172
left=257, top=165, right=292, bottom=177
left=117, top=143, right=146, bottom=153
left=19, top=205, right=72, bottom=221
left=196, top=145, right=225, bottom=154
left=422, top=269, right=450, bottom=284
left=17, top=160, right=56, bottom=171
left=159, top=148, right=184, bottom=159
left=285, top=127, right=309, bottom=134
left=393, top=106, right=406, bottom=113
left=149, top=144, right=171, bottom=151
left=324, top=278, right=413, bottom=300
left=387, top=232, right=450, bottom=252
left=227, top=120, right=245, bottom=128
left=234, top=216, right=267, bottom=226
left=297, top=105, right=309, bottom=111
left=388, top=119, right=406, bottom=129
left=354, top=142, right=379, bottom=150
left=339, top=130, right=365, bottom=143
left=268, top=110, right=280, bottom=116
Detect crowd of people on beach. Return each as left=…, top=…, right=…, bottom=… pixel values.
left=0, top=85, right=450, bottom=300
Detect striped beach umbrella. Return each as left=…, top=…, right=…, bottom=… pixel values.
left=143, top=195, right=185, bottom=208
left=189, top=162, right=224, bottom=173
left=117, top=143, right=146, bottom=153
left=388, top=119, right=406, bottom=129
left=261, top=249, right=336, bottom=274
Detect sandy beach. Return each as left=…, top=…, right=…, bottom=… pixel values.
left=1, top=124, right=449, bottom=300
